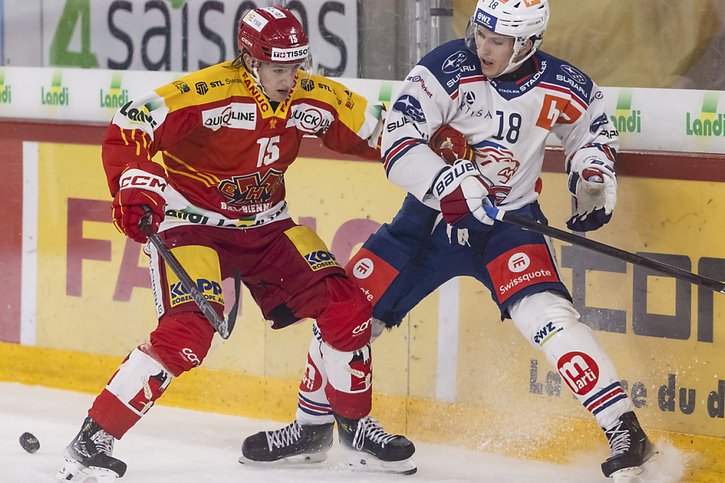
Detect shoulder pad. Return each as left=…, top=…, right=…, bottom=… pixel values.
left=537, top=51, right=595, bottom=105
left=417, top=39, right=481, bottom=97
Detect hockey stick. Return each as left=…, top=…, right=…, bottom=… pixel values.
left=139, top=207, right=240, bottom=339
left=483, top=203, right=725, bottom=294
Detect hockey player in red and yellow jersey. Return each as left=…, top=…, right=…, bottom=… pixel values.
left=57, top=6, right=414, bottom=481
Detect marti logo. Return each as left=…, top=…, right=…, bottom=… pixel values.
left=100, top=73, right=129, bottom=108
left=41, top=70, right=69, bottom=106
left=0, top=70, right=11, bottom=104
left=610, top=89, right=640, bottom=133
left=686, top=92, right=725, bottom=137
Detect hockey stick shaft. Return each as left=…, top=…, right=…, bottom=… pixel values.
left=139, top=208, right=235, bottom=339
left=497, top=211, right=725, bottom=294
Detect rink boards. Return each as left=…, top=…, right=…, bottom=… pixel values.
left=0, top=68, right=724, bottom=482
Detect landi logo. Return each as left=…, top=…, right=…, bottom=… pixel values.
left=0, top=69, right=11, bottom=104
left=100, top=72, right=129, bottom=108
left=685, top=91, right=724, bottom=137
left=41, top=70, right=69, bottom=106
left=610, top=89, right=640, bottom=133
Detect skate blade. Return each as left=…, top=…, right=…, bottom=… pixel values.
left=238, top=451, right=328, bottom=467
left=345, top=453, right=417, bottom=475
left=56, top=458, right=120, bottom=482
left=610, top=446, right=660, bottom=482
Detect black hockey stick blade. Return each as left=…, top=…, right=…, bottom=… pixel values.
left=495, top=210, right=725, bottom=294
left=139, top=207, right=235, bottom=339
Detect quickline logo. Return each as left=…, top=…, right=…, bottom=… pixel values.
left=686, top=92, right=724, bottom=137
left=0, top=70, right=11, bottom=104
left=100, top=72, right=128, bottom=108
left=610, top=89, right=640, bottom=133
left=41, top=70, right=69, bottom=106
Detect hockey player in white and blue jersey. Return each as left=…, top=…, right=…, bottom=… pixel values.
left=242, top=0, right=655, bottom=479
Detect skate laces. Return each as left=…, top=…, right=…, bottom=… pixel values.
left=90, top=429, right=115, bottom=456
left=266, top=421, right=303, bottom=450
left=352, top=417, right=398, bottom=450
left=605, top=420, right=631, bottom=457
left=74, top=420, right=114, bottom=457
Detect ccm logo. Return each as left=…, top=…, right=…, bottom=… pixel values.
left=352, top=318, right=372, bottom=336
left=119, top=171, right=167, bottom=191
left=181, top=347, right=201, bottom=367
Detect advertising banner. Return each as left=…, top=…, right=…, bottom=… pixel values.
left=2, top=66, right=725, bottom=155
left=22, top=137, right=725, bottom=440
left=3, top=0, right=359, bottom=77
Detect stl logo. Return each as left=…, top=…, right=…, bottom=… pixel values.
left=508, top=252, right=530, bottom=273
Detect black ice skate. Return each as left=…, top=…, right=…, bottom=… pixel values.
left=239, top=420, right=334, bottom=466
left=601, top=411, right=656, bottom=480
left=336, top=415, right=417, bottom=475
left=56, top=416, right=127, bottom=481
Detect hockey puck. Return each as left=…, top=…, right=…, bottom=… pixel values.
left=19, top=432, right=40, bottom=453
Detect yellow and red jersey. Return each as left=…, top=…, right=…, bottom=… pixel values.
left=102, top=61, right=382, bottom=228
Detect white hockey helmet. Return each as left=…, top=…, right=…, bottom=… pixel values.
left=465, top=0, right=550, bottom=76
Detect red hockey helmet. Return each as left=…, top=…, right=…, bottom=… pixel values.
left=237, top=6, right=310, bottom=65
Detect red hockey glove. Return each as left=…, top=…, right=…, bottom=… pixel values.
left=112, top=169, right=167, bottom=243
left=432, top=159, right=493, bottom=228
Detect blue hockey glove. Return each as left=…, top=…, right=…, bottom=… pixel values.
left=566, top=157, right=617, bottom=232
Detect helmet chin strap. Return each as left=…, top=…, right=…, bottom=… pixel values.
left=498, top=38, right=536, bottom=76
left=248, top=59, right=272, bottom=99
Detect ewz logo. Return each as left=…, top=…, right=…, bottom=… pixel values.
left=474, top=9, right=497, bottom=30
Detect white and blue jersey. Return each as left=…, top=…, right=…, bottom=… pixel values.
left=381, top=39, right=617, bottom=210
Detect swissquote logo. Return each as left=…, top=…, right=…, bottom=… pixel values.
left=507, top=252, right=530, bottom=273
left=353, top=258, right=374, bottom=279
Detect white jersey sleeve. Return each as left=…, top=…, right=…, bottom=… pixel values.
left=381, top=65, right=458, bottom=205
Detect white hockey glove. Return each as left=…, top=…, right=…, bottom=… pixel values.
left=432, top=159, right=494, bottom=229
left=566, top=157, right=617, bottom=232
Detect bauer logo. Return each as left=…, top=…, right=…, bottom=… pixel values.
left=100, top=73, right=128, bottom=109
left=41, top=70, right=69, bottom=106
left=304, top=250, right=340, bottom=271
left=557, top=351, right=599, bottom=395
left=474, top=9, right=497, bottom=30
left=685, top=91, right=725, bottom=137
left=610, top=89, right=641, bottom=133
left=0, top=70, right=11, bottom=104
